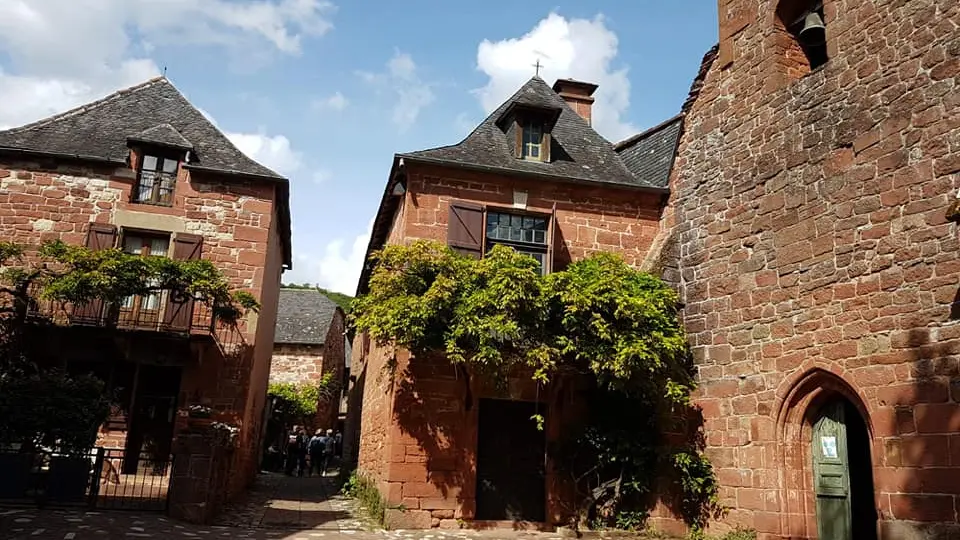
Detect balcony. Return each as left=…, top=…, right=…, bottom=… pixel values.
left=24, top=285, right=217, bottom=337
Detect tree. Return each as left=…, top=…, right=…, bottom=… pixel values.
left=280, top=282, right=354, bottom=313
left=351, top=240, right=721, bottom=532
left=0, top=239, right=260, bottom=451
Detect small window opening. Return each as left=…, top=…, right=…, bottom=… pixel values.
left=777, top=1, right=829, bottom=80
left=521, top=122, right=544, bottom=161
left=134, top=153, right=178, bottom=205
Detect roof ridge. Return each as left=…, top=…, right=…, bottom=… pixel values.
left=613, top=114, right=685, bottom=151
left=0, top=76, right=168, bottom=135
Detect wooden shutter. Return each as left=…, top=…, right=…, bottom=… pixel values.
left=447, top=201, right=485, bottom=259
left=162, top=233, right=203, bottom=331
left=72, top=224, right=117, bottom=322
left=545, top=203, right=557, bottom=274
left=515, top=120, right=523, bottom=158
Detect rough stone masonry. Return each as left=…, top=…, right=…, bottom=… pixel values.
left=669, top=0, right=960, bottom=538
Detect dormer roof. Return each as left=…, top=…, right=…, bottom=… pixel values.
left=399, top=76, right=650, bottom=188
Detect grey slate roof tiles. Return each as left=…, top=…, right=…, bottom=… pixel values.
left=400, top=76, right=660, bottom=189
left=274, top=289, right=340, bottom=345
left=613, top=116, right=683, bottom=189
left=127, top=123, right=194, bottom=150
left=0, top=77, right=283, bottom=180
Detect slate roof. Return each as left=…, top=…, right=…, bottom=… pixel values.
left=274, top=289, right=340, bottom=345
left=0, top=77, right=282, bottom=180
left=128, top=123, right=194, bottom=150
left=400, top=76, right=658, bottom=189
left=613, top=116, right=684, bottom=189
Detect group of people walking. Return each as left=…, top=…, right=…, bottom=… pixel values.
left=284, top=427, right=340, bottom=477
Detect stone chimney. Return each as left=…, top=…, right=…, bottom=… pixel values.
left=552, top=78, right=598, bottom=125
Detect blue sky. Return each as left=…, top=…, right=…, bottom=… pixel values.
left=0, top=0, right=718, bottom=294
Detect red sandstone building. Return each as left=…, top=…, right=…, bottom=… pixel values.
left=346, top=76, right=682, bottom=529
left=0, top=77, right=291, bottom=503
left=662, top=0, right=960, bottom=539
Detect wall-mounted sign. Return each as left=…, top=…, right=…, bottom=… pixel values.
left=820, top=435, right=838, bottom=459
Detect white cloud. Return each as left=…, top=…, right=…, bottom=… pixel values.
left=283, top=219, right=373, bottom=295
left=358, top=50, right=435, bottom=132
left=225, top=132, right=303, bottom=176
left=474, top=12, right=637, bottom=142
left=312, top=91, right=348, bottom=111
left=0, top=0, right=336, bottom=129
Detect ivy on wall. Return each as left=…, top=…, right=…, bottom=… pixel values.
left=351, top=240, right=723, bottom=532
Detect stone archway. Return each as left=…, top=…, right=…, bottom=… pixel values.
left=774, top=368, right=877, bottom=539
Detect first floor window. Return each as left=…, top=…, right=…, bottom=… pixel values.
left=485, top=211, right=549, bottom=273
left=120, top=233, right=170, bottom=315
left=135, top=154, right=178, bottom=204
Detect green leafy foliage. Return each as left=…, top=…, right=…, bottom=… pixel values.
left=352, top=240, right=721, bottom=530
left=342, top=471, right=387, bottom=526
left=0, top=369, right=110, bottom=453
left=281, top=283, right=354, bottom=313
left=0, top=239, right=259, bottom=451
left=269, top=382, right=321, bottom=420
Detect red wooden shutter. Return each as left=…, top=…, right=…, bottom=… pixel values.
left=72, top=224, right=117, bottom=323
left=546, top=203, right=557, bottom=274
left=162, top=233, right=203, bottom=331
left=447, top=201, right=484, bottom=259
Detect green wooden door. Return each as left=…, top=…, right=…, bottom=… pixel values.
left=813, top=402, right=852, bottom=540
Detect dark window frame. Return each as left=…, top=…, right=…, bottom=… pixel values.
left=118, top=230, right=171, bottom=323
left=133, top=150, right=180, bottom=206
left=484, top=208, right=551, bottom=274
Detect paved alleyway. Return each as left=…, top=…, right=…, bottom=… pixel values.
left=0, top=472, right=564, bottom=540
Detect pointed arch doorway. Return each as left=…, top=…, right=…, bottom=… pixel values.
left=777, top=369, right=878, bottom=540
left=810, top=398, right=876, bottom=540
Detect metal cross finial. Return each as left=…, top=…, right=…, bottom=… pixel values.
left=163, top=66, right=168, bottom=77
left=533, top=59, right=543, bottom=77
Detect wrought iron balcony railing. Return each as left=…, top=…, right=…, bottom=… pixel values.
left=24, top=286, right=216, bottom=336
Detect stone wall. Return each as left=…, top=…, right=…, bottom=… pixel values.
left=402, top=163, right=664, bottom=268
left=317, top=310, right=346, bottom=430
left=672, top=0, right=960, bottom=538
left=270, top=344, right=325, bottom=385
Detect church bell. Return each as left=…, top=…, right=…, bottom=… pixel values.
left=798, top=11, right=827, bottom=47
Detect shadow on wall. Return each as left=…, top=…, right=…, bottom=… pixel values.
left=892, top=325, right=960, bottom=540
left=390, top=354, right=471, bottom=500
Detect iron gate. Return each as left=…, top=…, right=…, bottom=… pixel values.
left=0, top=447, right=173, bottom=511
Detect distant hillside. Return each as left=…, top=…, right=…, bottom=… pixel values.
left=281, top=283, right=354, bottom=313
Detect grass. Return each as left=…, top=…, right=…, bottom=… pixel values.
left=340, top=471, right=387, bottom=526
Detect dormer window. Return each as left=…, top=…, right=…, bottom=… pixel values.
left=134, top=153, right=178, bottom=205
left=521, top=122, right=543, bottom=161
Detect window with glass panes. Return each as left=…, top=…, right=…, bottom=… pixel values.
left=120, top=233, right=170, bottom=314
left=521, top=122, right=543, bottom=161
left=134, top=154, right=178, bottom=204
left=485, top=211, right=549, bottom=272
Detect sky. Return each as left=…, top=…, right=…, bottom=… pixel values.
left=0, top=0, right=719, bottom=296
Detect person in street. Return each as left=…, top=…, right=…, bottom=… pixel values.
left=283, top=432, right=299, bottom=476
left=321, top=428, right=336, bottom=475
left=295, top=428, right=309, bottom=477
left=333, top=430, right=343, bottom=458
left=307, top=429, right=327, bottom=476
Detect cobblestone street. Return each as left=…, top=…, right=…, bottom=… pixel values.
left=0, top=472, right=563, bottom=540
